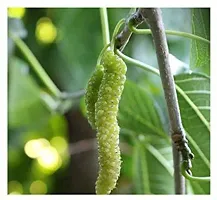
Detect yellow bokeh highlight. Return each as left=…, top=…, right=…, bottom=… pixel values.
left=8, top=181, right=23, bottom=194
left=24, top=138, right=50, bottom=159
left=50, top=136, right=68, bottom=154
left=30, top=180, right=47, bottom=194
left=9, top=191, right=22, bottom=195
left=35, top=17, right=57, bottom=44
left=24, top=138, right=62, bottom=173
left=37, top=146, right=62, bottom=171
left=8, top=7, right=26, bottom=19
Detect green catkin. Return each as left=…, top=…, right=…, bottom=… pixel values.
left=95, top=50, right=127, bottom=194
left=85, top=65, right=104, bottom=129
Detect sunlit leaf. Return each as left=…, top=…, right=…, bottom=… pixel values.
left=132, top=138, right=173, bottom=194
left=175, top=72, right=210, bottom=194
left=190, top=8, right=210, bottom=75
left=118, top=81, right=173, bottom=194
left=119, top=81, right=168, bottom=141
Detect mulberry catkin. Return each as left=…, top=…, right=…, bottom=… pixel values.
left=95, top=50, right=127, bottom=194
left=85, top=65, right=104, bottom=129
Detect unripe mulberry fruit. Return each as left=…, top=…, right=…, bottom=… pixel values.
left=95, top=50, right=127, bottom=194
left=85, top=65, right=104, bottom=129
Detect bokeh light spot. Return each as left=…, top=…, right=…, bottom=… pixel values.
left=50, top=136, right=68, bottom=154
left=30, top=180, right=47, bottom=194
left=8, top=7, right=26, bottom=19
left=24, top=138, right=50, bottom=159
left=9, top=191, right=22, bottom=195
left=37, top=146, right=62, bottom=171
left=35, top=17, right=57, bottom=44
left=8, top=181, right=23, bottom=194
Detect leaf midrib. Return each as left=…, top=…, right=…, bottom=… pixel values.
left=175, top=84, right=210, bottom=132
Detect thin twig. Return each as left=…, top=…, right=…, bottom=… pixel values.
left=68, top=138, right=133, bottom=156
left=68, top=138, right=97, bottom=155
left=60, top=89, right=85, bottom=100
left=172, top=143, right=185, bottom=194
left=141, top=8, right=188, bottom=194
left=9, top=32, right=62, bottom=98
left=9, top=32, right=86, bottom=102
left=115, top=8, right=146, bottom=50
left=115, top=8, right=195, bottom=194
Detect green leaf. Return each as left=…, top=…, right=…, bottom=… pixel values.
left=118, top=81, right=168, bottom=141
left=8, top=57, right=51, bottom=129
left=175, top=73, right=210, bottom=194
left=190, top=8, right=210, bottom=75
left=118, top=81, right=174, bottom=194
left=132, top=138, right=173, bottom=194
left=145, top=140, right=173, bottom=194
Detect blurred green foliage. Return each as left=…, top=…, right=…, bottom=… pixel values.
left=8, top=8, right=210, bottom=194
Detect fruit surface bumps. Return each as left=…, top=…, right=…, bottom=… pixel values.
left=95, top=50, right=127, bottom=194
left=85, top=65, right=104, bottom=129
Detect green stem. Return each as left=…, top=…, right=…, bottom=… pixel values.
left=181, top=162, right=210, bottom=182
left=131, top=26, right=210, bottom=44
left=116, top=50, right=159, bottom=76
left=9, top=32, right=61, bottom=98
left=96, top=43, right=110, bottom=65
left=110, top=19, right=125, bottom=51
left=100, top=8, right=110, bottom=46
